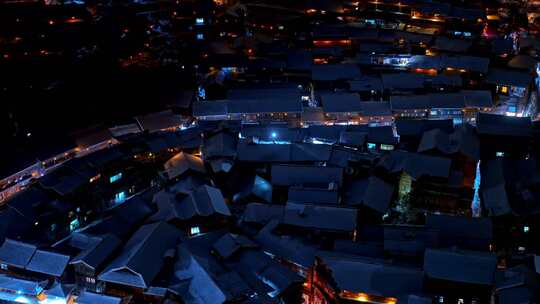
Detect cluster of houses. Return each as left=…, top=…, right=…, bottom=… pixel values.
left=0, top=111, right=538, bottom=304
left=188, top=0, right=540, bottom=126
left=1, top=0, right=540, bottom=303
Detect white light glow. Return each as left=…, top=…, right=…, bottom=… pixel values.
left=14, top=296, right=31, bottom=304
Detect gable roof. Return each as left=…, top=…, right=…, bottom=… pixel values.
left=193, top=100, right=229, bottom=117
left=271, top=165, right=343, bottom=187
left=282, top=202, right=357, bottom=232
left=476, top=113, right=532, bottom=137
left=395, top=119, right=453, bottom=137
left=377, top=151, right=452, bottom=179
left=367, top=126, right=398, bottom=145
left=311, top=64, right=362, bottom=81
left=485, top=68, right=533, bottom=87
left=85, top=196, right=154, bottom=238
left=255, top=220, right=317, bottom=268
left=508, top=55, right=538, bottom=71
left=384, top=225, right=439, bottom=257
left=390, top=95, right=431, bottom=110
left=26, top=250, right=70, bottom=277
left=433, top=37, right=472, bottom=53
left=362, top=101, right=392, bottom=116
left=319, top=254, right=424, bottom=300
left=136, top=110, right=184, bottom=132
left=408, top=55, right=489, bottom=73
left=39, top=166, right=87, bottom=196
left=424, top=248, right=497, bottom=285
left=480, top=159, right=511, bottom=217
left=70, top=234, right=121, bottom=271
left=0, top=275, right=45, bottom=296
left=177, top=185, right=231, bottom=219
left=77, top=291, right=122, bottom=304
left=98, top=221, right=181, bottom=289
left=212, top=233, right=258, bottom=259
left=288, top=186, right=339, bottom=205
left=348, top=76, right=383, bottom=92
left=228, top=98, right=303, bottom=114
left=463, top=90, right=493, bottom=108
left=382, top=73, right=425, bottom=90
left=241, top=203, right=284, bottom=225
left=193, top=97, right=304, bottom=116
left=480, top=158, right=540, bottom=217
left=425, top=214, right=493, bottom=250
left=163, top=152, right=206, bottom=180
left=418, top=125, right=480, bottom=160
left=344, top=176, right=395, bottom=213
left=171, top=249, right=234, bottom=303
left=203, top=131, right=237, bottom=159
left=237, top=142, right=333, bottom=163
left=320, top=93, right=362, bottom=113
left=339, top=131, right=367, bottom=147
left=0, top=239, right=37, bottom=268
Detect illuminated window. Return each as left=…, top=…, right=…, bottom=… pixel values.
left=430, top=110, right=438, bottom=116
left=0, top=263, right=7, bottom=270
left=367, top=143, right=377, bottom=150
left=115, top=191, right=126, bottom=204
left=496, top=152, right=505, bottom=157
left=399, top=172, right=412, bottom=199
left=198, top=86, right=206, bottom=99
left=524, top=226, right=530, bottom=233
left=380, top=144, right=394, bottom=151
left=196, top=33, right=204, bottom=40
left=195, top=18, right=204, bottom=25
left=453, top=118, right=463, bottom=125
left=86, top=277, right=96, bottom=284
left=109, top=172, right=122, bottom=183
left=498, top=85, right=509, bottom=94
left=70, top=219, right=80, bottom=232
left=190, top=227, right=201, bottom=235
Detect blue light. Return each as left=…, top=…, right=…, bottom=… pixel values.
left=70, top=219, right=80, bottom=232
left=195, top=18, right=204, bottom=25
left=109, top=172, right=122, bottom=183
left=471, top=160, right=481, bottom=217
left=115, top=192, right=126, bottom=204
left=198, top=86, right=206, bottom=99
left=196, top=33, right=204, bottom=40
left=271, top=132, right=277, bottom=138
left=190, top=227, right=200, bottom=235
